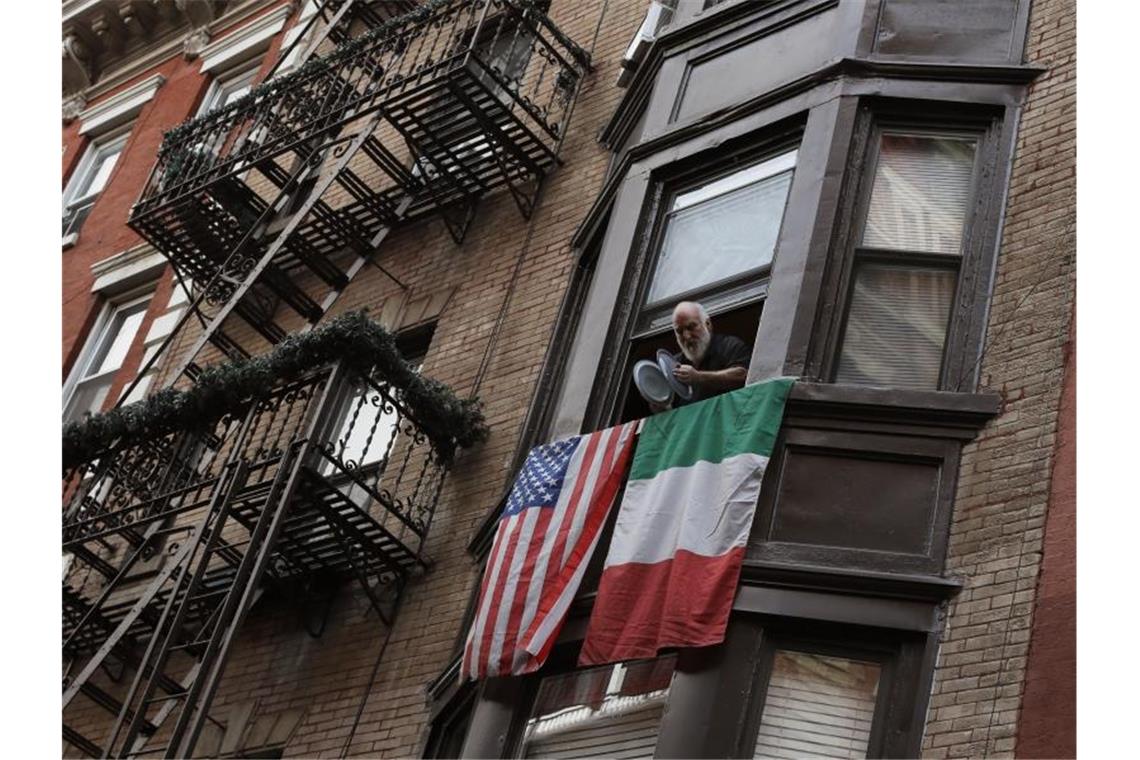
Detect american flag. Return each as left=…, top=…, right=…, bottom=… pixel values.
left=461, top=422, right=638, bottom=680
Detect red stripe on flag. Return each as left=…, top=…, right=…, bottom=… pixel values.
left=498, top=506, right=554, bottom=675
left=578, top=546, right=746, bottom=666
left=478, top=515, right=522, bottom=678
left=524, top=424, right=636, bottom=664
left=463, top=514, right=512, bottom=679
left=541, top=431, right=604, bottom=591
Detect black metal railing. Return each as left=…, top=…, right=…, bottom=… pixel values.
left=131, top=0, right=589, bottom=220
left=61, top=361, right=449, bottom=561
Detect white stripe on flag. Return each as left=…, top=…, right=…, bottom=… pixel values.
left=486, top=505, right=541, bottom=676
left=516, top=436, right=590, bottom=653
left=561, top=426, right=611, bottom=567
left=605, top=452, right=769, bottom=567
left=467, top=512, right=520, bottom=677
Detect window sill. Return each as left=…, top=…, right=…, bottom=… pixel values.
left=786, top=381, right=1002, bottom=437
left=62, top=232, right=79, bottom=249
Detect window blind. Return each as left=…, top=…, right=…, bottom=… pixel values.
left=753, top=651, right=881, bottom=760
left=862, top=134, right=976, bottom=255
left=521, top=658, right=675, bottom=760
left=646, top=158, right=795, bottom=304
left=835, top=265, right=956, bottom=389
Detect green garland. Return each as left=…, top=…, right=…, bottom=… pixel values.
left=62, top=312, right=488, bottom=469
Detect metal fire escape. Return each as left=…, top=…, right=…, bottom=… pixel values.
left=62, top=1, right=590, bottom=756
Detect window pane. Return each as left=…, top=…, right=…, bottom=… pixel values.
left=862, top=134, right=977, bottom=255
left=331, top=384, right=400, bottom=469
left=92, top=305, right=147, bottom=375
left=83, top=146, right=123, bottom=197
left=754, top=651, right=880, bottom=760
left=835, top=265, right=956, bottom=389
left=647, top=158, right=794, bottom=304
left=65, top=378, right=112, bottom=423
left=521, top=657, right=675, bottom=759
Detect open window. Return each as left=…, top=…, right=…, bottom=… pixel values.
left=616, top=148, right=797, bottom=423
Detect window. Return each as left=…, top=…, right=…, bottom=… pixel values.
left=752, top=651, right=881, bottom=759
left=199, top=62, right=259, bottom=115
left=63, top=295, right=150, bottom=424
left=518, top=656, right=676, bottom=759
left=611, top=148, right=796, bottom=424
left=63, top=129, right=128, bottom=239
left=645, top=150, right=796, bottom=311
left=736, top=622, right=931, bottom=759
left=319, top=329, right=432, bottom=480
left=834, top=132, right=979, bottom=390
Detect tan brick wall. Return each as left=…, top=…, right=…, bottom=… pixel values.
left=921, top=0, right=1075, bottom=756
left=63, top=2, right=645, bottom=757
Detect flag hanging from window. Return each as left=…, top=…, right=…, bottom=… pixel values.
left=579, top=378, right=794, bottom=667
left=462, top=421, right=639, bottom=680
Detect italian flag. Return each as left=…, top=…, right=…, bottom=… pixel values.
left=579, top=378, right=794, bottom=666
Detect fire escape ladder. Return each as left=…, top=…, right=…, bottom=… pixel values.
left=163, top=109, right=413, bottom=388
left=90, top=460, right=250, bottom=757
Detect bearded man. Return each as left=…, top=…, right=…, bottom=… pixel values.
left=663, top=301, right=751, bottom=409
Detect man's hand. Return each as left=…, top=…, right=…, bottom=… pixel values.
left=673, top=364, right=702, bottom=387
left=648, top=399, right=673, bottom=414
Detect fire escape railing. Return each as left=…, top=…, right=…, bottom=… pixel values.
left=132, top=0, right=588, bottom=221
left=118, top=0, right=590, bottom=401
left=62, top=357, right=458, bottom=757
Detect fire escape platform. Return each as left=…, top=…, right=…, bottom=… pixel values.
left=63, top=465, right=421, bottom=659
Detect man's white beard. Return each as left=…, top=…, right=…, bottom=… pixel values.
left=681, top=331, right=710, bottom=365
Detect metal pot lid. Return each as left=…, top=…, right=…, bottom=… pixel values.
left=656, top=349, right=694, bottom=401
left=632, top=360, right=673, bottom=404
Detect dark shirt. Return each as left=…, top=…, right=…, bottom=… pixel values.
left=672, top=332, right=752, bottom=406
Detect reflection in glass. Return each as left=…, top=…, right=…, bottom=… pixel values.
left=521, top=657, right=675, bottom=758
left=754, top=651, right=881, bottom=760
left=646, top=152, right=796, bottom=305
left=862, top=134, right=977, bottom=255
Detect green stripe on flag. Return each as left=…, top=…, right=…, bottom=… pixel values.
left=629, top=378, right=794, bottom=481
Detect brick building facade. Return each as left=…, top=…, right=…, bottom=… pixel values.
left=61, top=1, right=1075, bottom=758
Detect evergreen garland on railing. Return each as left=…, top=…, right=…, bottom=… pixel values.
left=62, top=312, right=488, bottom=470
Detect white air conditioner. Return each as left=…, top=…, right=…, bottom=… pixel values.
left=617, top=1, right=677, bottom=88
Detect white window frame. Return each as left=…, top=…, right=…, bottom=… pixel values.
left=198, top=60, right=260, bottom=117
left=63, top=290, right=152, bottom=424
left=62, top=125, right=131, bottom=244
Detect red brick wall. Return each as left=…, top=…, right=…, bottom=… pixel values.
left=61, top=0, right=299, bottom=400
left=61, top=57, right=203, bottom=378
left=1016, top=316, right=1076, bottom=758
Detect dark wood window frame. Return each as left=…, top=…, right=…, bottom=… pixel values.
left=497, top=642, right=680, bottom=759
left=584, top=118, right=805, bottom=431
left=810, top=99, right=1008, bottom=393
left=731, top=616, right=931, bottom=759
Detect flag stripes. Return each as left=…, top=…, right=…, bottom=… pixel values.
left=462, top=422, right=637, bottom=680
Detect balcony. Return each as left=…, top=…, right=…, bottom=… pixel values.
left=61, top=315, right=486, bottom=756
left=128, top=0, right=590, bottom=304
